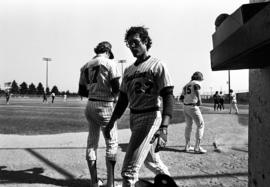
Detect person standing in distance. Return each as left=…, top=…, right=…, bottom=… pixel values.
left=219, top=91, right=225, bottom=110
left=5, top=90, right=10, bottom=104
left=180, top=71, right=206, bottom=154
left=51, top=92, right=55, bottom=103
left=105, top=26, right=174, bottom=187
left=229, top=89, right=239, bottom=114
left=43, top=92, right=47, bottom=103
left=78, top=41, right=121, bottom=187
left=213, top=91, right=220, bottom=111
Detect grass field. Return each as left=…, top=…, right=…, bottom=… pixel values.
left=0, top=96, right=248, bottom=135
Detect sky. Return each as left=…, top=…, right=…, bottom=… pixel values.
left=0, top=0, right=249, bottom=95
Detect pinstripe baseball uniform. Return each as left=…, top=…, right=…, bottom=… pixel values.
left=181, top=80, right=205, bottom=143
left=229, top=91, right=239, bottom=114
left=79, top=54, right=120, bottom=161
left=120, top=56, right=172, bottom=186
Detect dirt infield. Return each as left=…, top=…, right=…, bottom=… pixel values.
left=0, top=106, right=248, bottom=187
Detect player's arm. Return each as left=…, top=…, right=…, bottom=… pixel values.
left=160, top=86, right=174, bottom=127
left=151, top=86, right=174, bottom=152
left=104, top=91, right=128, bottom=139
left=110, top=91, right=128, bottom=121
left=110, top=77, right=120, bottom=98
left=179, top=87, right=185, bottom=102
left=78, top=68, right=89, bottom=98
left=194, top=84, right=202, bottom=106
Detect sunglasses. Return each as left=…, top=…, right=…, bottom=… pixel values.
left=126, top=39, right=143, bottom=48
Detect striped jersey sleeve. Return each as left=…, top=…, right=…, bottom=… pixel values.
left=154, top=60, right=173, bottom=93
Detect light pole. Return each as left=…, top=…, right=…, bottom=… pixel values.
left=228, top=70, right=231, bottom=103
left=118, top=59, right=126, bottom=77
left=42, top=57, right=52, bottom=94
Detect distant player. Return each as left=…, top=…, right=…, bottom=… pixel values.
left=63, top=94, right=67, bottom=102
left=219, top=91, right=225, bottom=110
left=180, top=71, right=206, bottom=154
left=5, top=90, right=10, bottom=104
left=213, top=91, right=220, bottom=111
left=229, top=89, right=239, bottom=114
left=51, top=92, right=55, bottom=103
left=105, top=26, right=174, bottom=187
left=43, top=93, right=47, bottom=103
left=78, top=41, right=120, bottom=187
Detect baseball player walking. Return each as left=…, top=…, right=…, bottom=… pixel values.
left=105, top=26, right=174, bottom=187
left=180, top=72, right=207, bottom=154
left=78, top=41, right=121, bottom=187
left=229, top=89, right=239, bottom=114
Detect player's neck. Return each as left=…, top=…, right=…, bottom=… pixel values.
left=134, top=55, right=150, bottom=66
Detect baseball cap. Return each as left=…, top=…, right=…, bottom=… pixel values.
left=94, top=41, right=114, bottom=59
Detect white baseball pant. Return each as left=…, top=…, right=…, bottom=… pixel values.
left=183, top=105, right=205, bottom=142
left=230, top=101, right=239, bottom=114
left=121, top=111, right=170, bottom=187
left=85, top=100, right=118, bottom=161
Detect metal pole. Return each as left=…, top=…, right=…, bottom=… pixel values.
left=121, top=63, right=124, bottom=77
left=118, top=60, right=126, bottom=77
left=43, top=57, right=52, bottom=94
left=228, top=70, right=231, bottom=103
left=46, top=60, right=48, bottom=91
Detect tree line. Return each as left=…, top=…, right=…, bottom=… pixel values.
left=1, top=80, right=74, bottom=96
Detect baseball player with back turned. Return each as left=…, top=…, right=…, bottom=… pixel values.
left=78, top=41, right=121, bottom=187
left=180, top=71, right=207, bottom=154
left=105, top=26, right=174, bottom=187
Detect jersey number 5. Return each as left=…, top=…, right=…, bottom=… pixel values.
left=184, top=85, right=192, bottom=95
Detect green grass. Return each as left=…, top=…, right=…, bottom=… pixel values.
left=0, top=97, right=246, bottom=135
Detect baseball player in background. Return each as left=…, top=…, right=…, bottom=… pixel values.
left=105, top=26, right=174, bottom=187
left=51, top=92, right=55, bottom=103
left=229, top=89, right=239, bottom=114
left=213, top=91, right=220, bottom=111
left=180, top=71, right=207, bottom=154
left=78, top=41, right=121, bottom=187
left=5, top=90, right=10, bottom=104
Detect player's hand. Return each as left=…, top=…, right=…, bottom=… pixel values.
left=150, top=127, right=168, bottom=152
left=104, top=120, right=114, bottom=139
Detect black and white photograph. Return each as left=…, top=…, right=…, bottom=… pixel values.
left=1, top=0, right=270, bottom=186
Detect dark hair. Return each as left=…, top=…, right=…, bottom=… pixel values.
left=124, top=26, right=152, bottom=50
left=191, top=71, right=203, bottom=81
left=229, top=89, right=233, bottom=93
left=94, top=41, right=114, bottom=59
